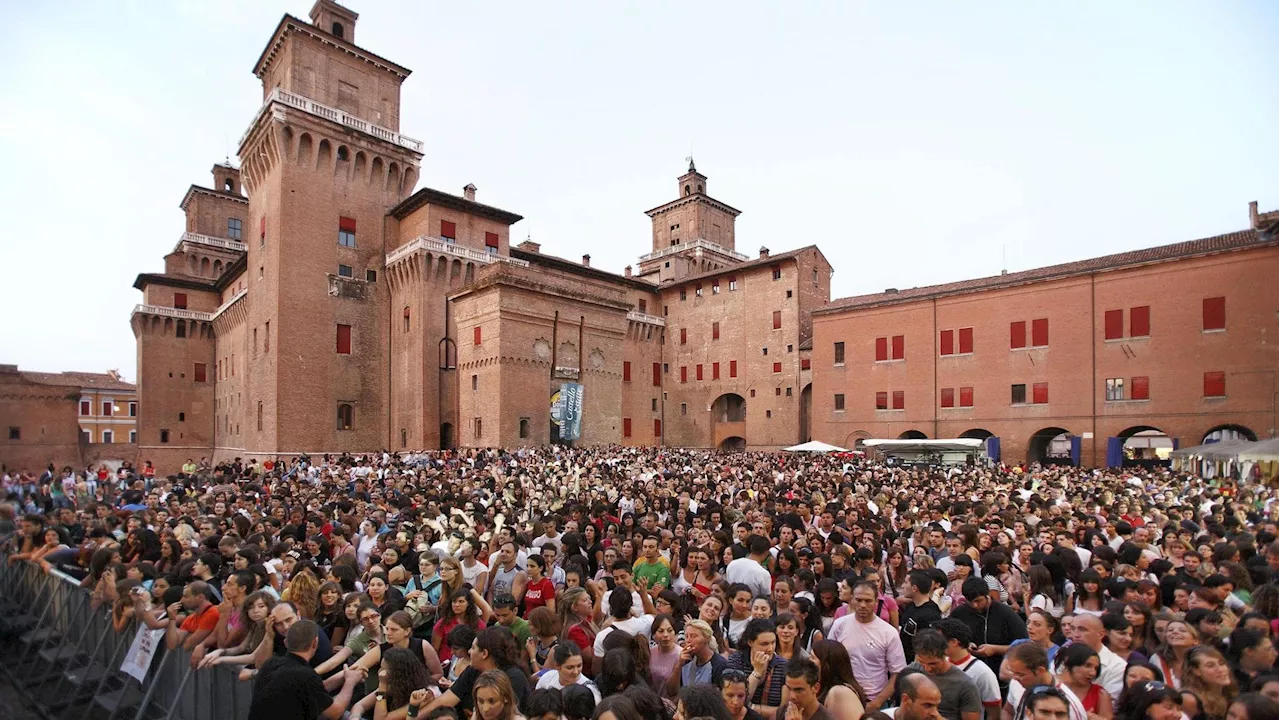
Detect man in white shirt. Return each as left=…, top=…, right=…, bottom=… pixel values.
left=829, top=581, right=907, bottom=712
left=1072, top=615, right=1125, bottom=701
left=724, top=535, right=773, bottom=599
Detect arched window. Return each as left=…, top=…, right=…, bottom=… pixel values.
left=223, top=178, right=235, bottom=193
left=332, top=22, right=344, bottom=39
left=337, top=146, right=349, bottom=161
left=697, top=184, right=703, bottom=193
left=684, top=184, right=691, bottom=196
left=337, top=403, right=354, bottom=430
left=519, top=418, right=530, bottom=439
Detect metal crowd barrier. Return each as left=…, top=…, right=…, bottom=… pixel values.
left=0, top=558, right=253, bottom=720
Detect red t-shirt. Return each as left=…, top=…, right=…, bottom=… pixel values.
left=523, top=578, right=556, bottom=618
left=181, top=604, right=220, bottom=635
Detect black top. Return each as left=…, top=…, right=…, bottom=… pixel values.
left=898, top=599, right=942, bottom=662
left=247, top=653, right=332, bottom=720
left=949, top=601, right=1027, bottom=674
left=273, top=629, right=334, bottom=669
left=450, top=665, right=532, bottom=714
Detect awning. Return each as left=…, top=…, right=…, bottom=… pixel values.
left=783, top=440, right=848, bottom=453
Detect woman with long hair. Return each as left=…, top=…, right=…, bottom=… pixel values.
left=1028, top=565, right=1065, bottom=618
left=789, top=597, right=825, bottom=653
left=284, top=566, right=321, bottom=619
left=432, top=587, right=490, bottom=662
left=810, top=640, right=868, bottom=720
left=1115, top=679, right=1184, bottom=720
left=882, top=547, right=910, bottom=600
left=1182, top=646, right=1238, bottom=720
left=315, top=580, right=349, bottom=645
left=201, top=590, right=277, bottom=669
left=1006, top=609, right=1061, bottom=668
left=1054, top=643, right=1112, bottom=719
left=369, top=647, right=434, bottom=720
left=1104, top=613, right=1144, bottom=663
left=773, top=612, right=806, bottom=664
left=679, top=684, right=735, bottom=720
left=1225, top=694, right=1279, bottom=720
left=560, top=586, right=602, bottom=674
left=365, top=572, right=405, bottom=620
left=1076, top=570, right=1107, bottom=617
left=438, top=555, right=466, bottom=600
left=1125, top=603, right=1157, bottom=656
left=649, top=614, right=681, bottom=697
left=1153, top=620, right=1199, bottom=689
left=354, top=610, right=443, bottom=687
left=473, top=669, right=526, bottom=720
left=726, top=619, right=787, bottom=720
left=814, top=578, right=841, bottom=635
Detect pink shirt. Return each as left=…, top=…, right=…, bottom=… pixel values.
left=828, top=613, right=906, bottom=697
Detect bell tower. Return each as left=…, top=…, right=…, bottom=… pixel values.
left=636, top=160, right=745, bottom=283
left=233, top=4, right=423, bottom=458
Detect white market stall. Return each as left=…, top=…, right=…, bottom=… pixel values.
left=861, top=438, right=988, bottom=466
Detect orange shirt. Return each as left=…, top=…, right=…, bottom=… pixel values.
left=180, top=604, right=220, bottom=634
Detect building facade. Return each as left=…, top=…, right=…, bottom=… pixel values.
left=127, top=2, right=824, bottom=471
left=119, top=2, right=1275, bottom=472
left=810, top=205, right=1279, bottom=467
left=0, top=365, right=137, bottom=471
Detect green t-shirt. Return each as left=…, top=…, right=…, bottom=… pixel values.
left=632, top=558, right=672, bottom=590
left=506, top=617, right=531, bottom=647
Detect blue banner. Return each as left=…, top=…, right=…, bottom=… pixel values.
left=559, top=382, right=584, bottom=441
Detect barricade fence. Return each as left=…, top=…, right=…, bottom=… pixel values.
left=0, top=558, right=253, bottom=720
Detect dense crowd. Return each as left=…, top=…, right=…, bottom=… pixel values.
left=1, top=447, right=1278, bottom=720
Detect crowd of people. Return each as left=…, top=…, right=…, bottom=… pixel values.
left=1, top=446, right=1278, bottom=720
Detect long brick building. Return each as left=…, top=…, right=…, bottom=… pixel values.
left=810, top=204, right=1278, bottom=467
left=128, top=1, right=828, bottom=470
left=119, top=1, right=1275, bottom=472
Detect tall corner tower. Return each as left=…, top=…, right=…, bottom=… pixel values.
left=636, top=159, right=746, bottom=283
left=235, top=0, right=423, bottom=455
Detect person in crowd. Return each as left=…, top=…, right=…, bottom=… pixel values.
left=807, top=640, right=868, bottom=720
left=246, top=620, right=365, bottom=720
left=906, top=628, right=982, bottom=720
left=950, top=576, right=1028, bottom=678
left=1004, top=641, right=1088, bottom=720
left=828, top=580, right=905, bottom=713
left=1052, top=643, right=1112, bottom=720
left=894, top=672, right=945, bottom=720
left=934, top=619, right=1002, bottom=720
left=535, top=641, right=601, bottom=701
left=899, top=571, right=944, bottom=664
left=1181, top=646, right=1239, bottom=720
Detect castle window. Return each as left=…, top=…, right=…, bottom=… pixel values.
left=338, top=216, right=357, bottom=247
left=332, top=22, right=344, bottom=39
left=227, top=218, right=242, bottom=240
left=337, top=146, right=349, bottom=161
left=338, top=265, right=353, bottom=277
left=337, top=403, right=354, bottom=430
left=684, top=184, right=691, bottom=196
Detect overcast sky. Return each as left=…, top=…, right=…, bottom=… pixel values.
left=1, top=1, right=1275, bottom=382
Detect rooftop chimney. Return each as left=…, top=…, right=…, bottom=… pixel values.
left=582, top=254, right=591, bottom=267
left=1250, top=200, right=1260, bottom=228
left=463, top=183, right=477, bottom=202
left=517, top=239, right=540, bottom=253
left=624, top=265, right=632, bottom=278
left=759, top=247, right=770, bottom=258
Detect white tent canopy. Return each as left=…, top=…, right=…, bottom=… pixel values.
left=783, top=440, right=848, bottom=453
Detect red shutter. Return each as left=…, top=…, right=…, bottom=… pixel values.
left=654, top=419, right=662, bottom=437
left=337, top=324, right=351, bottom=354
left=473, top=326, right=482, bottom=345
left=680, top=328, right=687, bottom=345
left=941, top=388, right=955, bottom=407
left=622, top=361, right=631, bottom=382
left=339, top=216, right=357, bottom=232
left=1131, top=376, right=1149, bottom=400
left=80, top=400, right=91, bottom=415
left=773, top=362, right=782, bottom=373
left=940, top=330, right=954, bottom=355
left=174, top=293, right=188, bottom=309
left=696, top=364, right=704, bottom=381
left=623, top=418, right=632, bottom=438
left=801, top=358, right=811, bottom=370
left=959, top=386, right=973, bottom=407
left=484, top=232, right=499, bottom=248
left=1033, top=382, right=1049, bottom=404
left=891, top=390, right=904, bottom=410
left=875, top=337, right=888, bottom=361
left=103, top=402, right=112, bottom=416
left=1204, top=371, right=1225, bottom=397
left=730, top=361, right=738, bottom=378
left=891, top=335, right=904, bottom=360
left=441, top=220, right=457, bottom=238
left=1104, top=310, right=1123, bottom=340
left=1203, top=297, right=1225, bottom=331
left=653, top=362, right=661, bottom=386
left=1130, top=306, right=1150, bottom=337
left=876, top=392, right=888, bottom=409
left=958, top=327, right=973, bottom=354
left=1010, top=321, right=1026, bottom=349
left=712, top=322, right=719, bottom=340
left=1031, top=318, right=1049, bottom=346
left=713, top=362, right=720, bottom=380
left=194, top=363, right=206, bottom=383
left=681, top=366, right=688, bottom=383
left=773, top=311, right=782, bottom=329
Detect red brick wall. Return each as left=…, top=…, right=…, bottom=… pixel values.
left=811, top=245, right=1279, bottom=465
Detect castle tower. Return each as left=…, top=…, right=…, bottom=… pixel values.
left=635, top=160, right=745, bottom=284
left=233, top=1, right=423, bottom=456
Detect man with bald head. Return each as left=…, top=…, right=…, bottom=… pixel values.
left=895, top=671, right=943, bottom=720
left=1070, top=614, right=1124, bottom=701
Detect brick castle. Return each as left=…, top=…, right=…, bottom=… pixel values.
left=7, top=1, right=1272, bottom=473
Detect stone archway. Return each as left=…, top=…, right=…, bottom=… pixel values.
left=898, top=430, right=928, bottom=439
left=718, top=436, right=746, bottom=452
left=800, top=383, right=812, bottom=442
left=711, top=393, right=747, bottom=449
left=959, top=428, right=994, bottom=440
